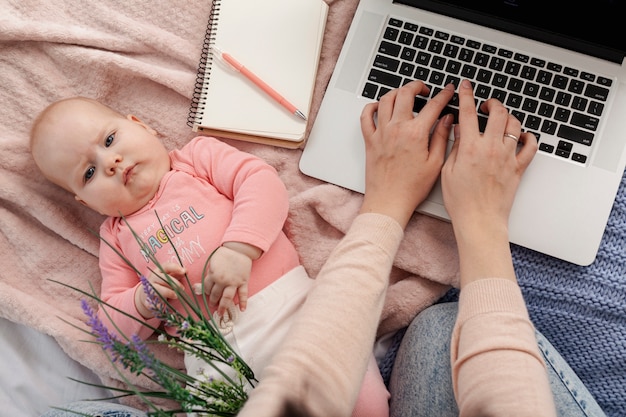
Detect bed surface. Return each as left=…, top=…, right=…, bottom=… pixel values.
left=0, top=318, right=111, bottom=417
left=0, top=0, right=623, bottom=416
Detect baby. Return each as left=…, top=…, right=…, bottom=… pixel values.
left=29, top=97, right=389, bottom=416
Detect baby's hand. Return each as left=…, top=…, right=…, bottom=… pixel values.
left=135, top=262, right=186, bottom=319
left=195, top=245, right=257, bottom=316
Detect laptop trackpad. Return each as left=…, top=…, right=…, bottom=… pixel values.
left=335, top=11, right=384, bottom=94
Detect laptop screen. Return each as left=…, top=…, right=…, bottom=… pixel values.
left=397, top=0, right=625, bottom=63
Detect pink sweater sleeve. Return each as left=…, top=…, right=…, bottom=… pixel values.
left=96, top=218, right=161, bottom=340
left=172, top=136, right=290, bottom=252
left=451, top=278, right=557, bottom=417
left=237, top=213, right=404, bottom=417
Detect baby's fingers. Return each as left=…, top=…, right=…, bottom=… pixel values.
left=237, top=286, right=248, bottom=312
left=216, top=286, right=237, bottom=316
left=151, top=282, right=178, bottom=301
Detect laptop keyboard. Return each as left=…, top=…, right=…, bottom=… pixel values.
left=362, top=17, right=614, bottom=164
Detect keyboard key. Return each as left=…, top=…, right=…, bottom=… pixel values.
left=368, top=68, right=402, bottom=88
left=459, top=48, right=474, bottom=62
left=476, top=68, right=492, bottom=83
left=571, top=112, right=599, bottom=131
left=451, top=35, right=465, bottom=45
left=584, top=84, right=610, bottom=101
left=379, top=41, right=401, bottom=56
left=489, top=57, right=505, bottom=71
left=399, top=31, right=414, bottom=45
left=568, top=79, right=585, bottom=94
left=435, top=31, right=450, bottom=40
left=555, top=91, right=572, bottom=107
left=466, top=40, right=481, bottom=49
left=400, top=47, right=417, bottom=61
left=416, top=51, right=431, bottom=65
left=588, top=101, right=604, bottom=116
left=541, top=120, right=558, bottom=135
left=362, top=83, right=379, bottom=99
left=493, top=73, right=508, bottom=87
left=538, top=103, right=555, bottom=118
left=554, top=107, right=571, bottom=122
left=558, top=125, right=594, bottom=145
left=537, top=70, right=552, bottom=85
left=419, top=26, right=434, bottom=36
left=522, top=98, right=539, bottom=113
left=414, top=67, right=429, bottom=81
left=552, top=75, right=569, bottom=89
left=505, top=61, right=521, bottom=76
left=514, top=53, right=529, bottom=63
left=547, top=62, right=562, bottom=72
left=461, top=64, right=477, bottom=78
left=475, top=84, right=492, bottom=99
left=373, top=55, right=400, bottom=72
left=492, top=89, right=507, bottom=103
left=523, top=82, right=540, bottom=97
left=525, top=115, right=541, bottom=130
left=384, top=27, right=400, bottom=41
left=506, top=94, right=523, bottom=108
left=404, top=22, right=418, bottom=32
left=572, top=96, right=588, bottom=111
left=428, top=39, right=444, bottom=54
left=530, top=57, right=546, bottom=67
left=507, top=78, right=523, bottom=92
left=414, top=35, right=429, bottom=49
left=539, top=142, right=555, bottom=153
left=445, top=60, right=462, bottom=74
left=520, top=65, right=537, bottom=80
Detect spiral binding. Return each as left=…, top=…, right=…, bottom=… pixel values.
left=187, top=0, right=222, bottom=128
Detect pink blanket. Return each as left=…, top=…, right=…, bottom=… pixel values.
left=0, top=0, right=459, bottom=406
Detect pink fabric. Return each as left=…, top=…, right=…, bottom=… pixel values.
left=452, top=279, right=557, bottom=417
left=0, top=0, right=460, bottom=408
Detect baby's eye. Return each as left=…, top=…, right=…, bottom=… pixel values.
left=105, top=133, right=115, bottom=147
left=84, top=166, right=95, bottom=183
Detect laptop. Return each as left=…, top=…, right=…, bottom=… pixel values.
left=300, top=0, right=626, bottom=266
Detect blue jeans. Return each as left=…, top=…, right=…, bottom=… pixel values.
left=40, top=402, right=147, bottom=417
left=389, top=302, right=608, bottom=417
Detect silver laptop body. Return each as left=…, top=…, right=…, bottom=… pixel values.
left=300, top=0, right=626, bottom=265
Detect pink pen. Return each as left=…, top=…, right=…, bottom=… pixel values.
left=211, top=46, right=307, bottom=120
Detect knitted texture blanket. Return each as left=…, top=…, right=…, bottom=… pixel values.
left=512, top=169, right=626, bottom=417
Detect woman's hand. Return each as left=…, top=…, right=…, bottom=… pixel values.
left=359, top=80, right=455, bottom=228
left=442, top=79, right=538, bottom=284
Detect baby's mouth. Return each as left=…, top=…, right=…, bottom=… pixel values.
left=123, top=165, right=135, bottom=185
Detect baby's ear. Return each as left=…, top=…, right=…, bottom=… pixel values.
left=127, top=114, right=158, bottom=135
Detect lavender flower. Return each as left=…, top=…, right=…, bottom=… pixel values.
left=139, top=275, right=163, bottom=315
left=81, top=299, right=118, bottom=355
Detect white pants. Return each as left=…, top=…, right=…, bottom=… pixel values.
left=184, top=265, right=313, bottom=390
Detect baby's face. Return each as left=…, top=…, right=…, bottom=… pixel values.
left=32, top=99, right=171, bottom=217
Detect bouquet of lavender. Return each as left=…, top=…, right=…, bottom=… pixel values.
left=56, top=214, right=256, bottom=416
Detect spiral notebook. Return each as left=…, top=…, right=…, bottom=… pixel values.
left=187, top=0, right=328, bottom=149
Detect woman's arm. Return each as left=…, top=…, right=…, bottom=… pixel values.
left=443, top=80, right=556, bottom=417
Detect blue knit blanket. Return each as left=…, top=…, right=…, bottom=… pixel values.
left=512, top=170, right=626, bottom=417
